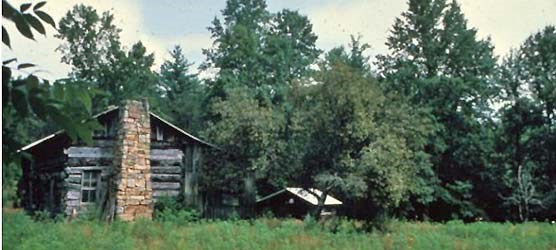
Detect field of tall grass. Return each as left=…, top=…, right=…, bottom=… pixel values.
left=3, top=210, right=556, bottom=250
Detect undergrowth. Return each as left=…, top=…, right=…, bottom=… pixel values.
left=3, top=210, right=556, bottom=250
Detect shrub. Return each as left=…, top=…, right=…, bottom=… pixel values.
left=153, top=196, right=200, bottom=223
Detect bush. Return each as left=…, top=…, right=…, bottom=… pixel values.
left=153, top=196, right=200, bottom=223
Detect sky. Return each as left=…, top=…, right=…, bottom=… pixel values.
left=3, top=0, right=556, bottom=81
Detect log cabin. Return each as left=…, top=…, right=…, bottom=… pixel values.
left=18, top=100, right=215, bottom=221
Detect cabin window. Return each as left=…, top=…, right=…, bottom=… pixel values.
left=81, top=171, right=100, bottom=203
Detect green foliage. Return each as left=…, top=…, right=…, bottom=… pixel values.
left=3, top=211, right=556, bottom=250
left=159, top=45, right=204, bottom=133
left=153, top=196, right=200, bottom=224
left=377, top=0, right=498, bottom=220
left=2, top=0, right=55, bottom=44
left=2, top=1, right=101, bottom=205
left=203, top=86, right=282, bottom=189
left=203, top=0, right=320, bottom=103
left=299, top=58, right=432, bottom=219
left=493, top=26, right=556, bottom=221
left=56, top=5, right=160, bottom=109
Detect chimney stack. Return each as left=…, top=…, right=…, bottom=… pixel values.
left=112, top=100, right=153, bottom=220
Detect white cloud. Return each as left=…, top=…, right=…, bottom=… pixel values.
left=2, top=0, right=213, bottom=80
left=307, top=0, right=556, bottom=60
left=307, top=0, right=406, bottom=59
left=458, top=0, right=556, bottom=56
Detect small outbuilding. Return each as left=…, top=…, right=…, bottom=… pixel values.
left=255, top=187, right=342, bottom=218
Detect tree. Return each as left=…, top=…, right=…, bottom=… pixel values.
left=202, top=86, right=282, bottom=216
left=515, top=26, right=556, bottom=219
left=56, top=5, right=159, bottom=108
left=201, top=0, right=321, bottom=206
left=377, top=0, right=498, bottom=220
left=299, top=53, right=433, bottom=220
left=56, top=4, right=121, bottom=82
left=159, top=45, right=204, bottom=133
left=202, top=0, right=320, bottom=103
left=501, top=163, right=544, bottom=222
left=493, top=27, right=556, bottom=221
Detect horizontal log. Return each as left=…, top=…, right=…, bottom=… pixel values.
left=151, top=159, right=182, bottom=167
left=66, top=175, right=81, bottom=184
left=65, top=166, right=111, bottom=173
left=64, top=182, right=82, bottom=190
left=66, top=200, right=80, bottom=207
left=153, top=190, right=180, bottom=198
left=152, top=182, right=181, bottom=190
left=150, top=149, right=183, bottom=161
left=67, top=157, right=113, bottom=166
left=65, top=146, right=113, bottom=158
left=151, top=166, right=181, bottom=174
left=66, top=190, right=81, bottom=200
left=151, top=174, right=181, bottom=182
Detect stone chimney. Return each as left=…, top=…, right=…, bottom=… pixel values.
left=112, top=100, right=153, bottom=221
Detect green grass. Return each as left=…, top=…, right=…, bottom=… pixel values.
left=3, top=210, right=556, bottom=250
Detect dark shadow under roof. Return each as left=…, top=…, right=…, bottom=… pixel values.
left=20, top=106, right=215, bottom=152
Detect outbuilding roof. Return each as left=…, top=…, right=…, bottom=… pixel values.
left=257, top=187, right=343, bottom=206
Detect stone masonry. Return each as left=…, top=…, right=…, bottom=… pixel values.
left=112, top=100, right=153, bottom=220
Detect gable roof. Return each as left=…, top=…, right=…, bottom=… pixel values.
left=257, top=187, right=343, bottom=206
left=20, top=106, right=215, bottom=152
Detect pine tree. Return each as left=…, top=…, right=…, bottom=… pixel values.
left=159, top=45, right=204, bottom=133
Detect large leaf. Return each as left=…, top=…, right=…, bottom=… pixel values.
left=17, top=63, right=35, bottom=69
left=75, top=124, right=93, bottom=145
left=13, top=13, right=34, bottom=40
left=34, top=10, right=55, bottom=29
left=11, top=86, right=28, bottom=117
left=2, top=66, right=11, bottom=84
left=2, top=26, right=10, bottom=48
left=2, top=1, right=17, bottom=19
left=3, top=58, right=16, bottom=65
left=25, top=75, right=39, bottom=89
left=24, top=14, right=45, bottom=35
left=75, top=88, right=92, bottom=112
left=2, top=66, right=10, bottom=106
left=33, top=1, right=46, bottom=11
left=51, top=82, right=64, bottom=100
left=28, top=87, right=47, bottom=120
left=19, top=3, right=31, bottom=13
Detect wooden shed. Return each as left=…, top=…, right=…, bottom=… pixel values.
left=255, top=187, right=342, bottom=218
left=18, top=100, right=215, bottom=220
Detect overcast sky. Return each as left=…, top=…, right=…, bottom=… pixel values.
left=3, top=0, right=556, bottom=81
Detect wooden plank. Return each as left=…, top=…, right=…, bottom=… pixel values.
left=64, top=183, right=81, bottom=190
left=65, top=166, right=111, bottom=173
left=65, top=146, right=113, bottom=158
left=66, top=175, right=81, bottom=184
left=152, top=182, right=181, bottom=190
left=151, top=174, right=182, bottom=182
left=153, top=190, right=180, bottom=197
left=66, top=190, right=81, bottom=200
left=151, top=166, right=181, bottom=174
left=67, top=157, right=112, bottom=166
left=151, top=159, right=182, bottom=167
left=150, top=149, right=183, bottom=161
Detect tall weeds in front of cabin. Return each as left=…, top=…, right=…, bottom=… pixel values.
left=3, top=210, right=556, bottom=250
